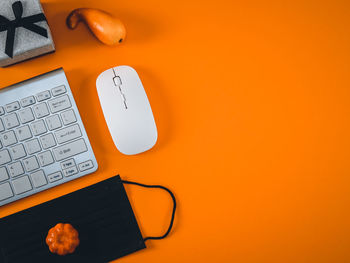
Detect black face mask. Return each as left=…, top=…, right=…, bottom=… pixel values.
left=0, top=175, right=176, bottom=263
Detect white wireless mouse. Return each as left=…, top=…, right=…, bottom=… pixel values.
left=96, top=66, right=158, bottom=155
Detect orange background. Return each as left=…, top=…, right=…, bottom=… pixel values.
left=1, top=0, right=350, bottom=262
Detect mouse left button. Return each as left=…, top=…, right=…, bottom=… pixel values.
left=97, top=69, right=116, bottom=88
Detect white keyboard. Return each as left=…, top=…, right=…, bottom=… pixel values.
left=0, top=68, right=98, bottom=206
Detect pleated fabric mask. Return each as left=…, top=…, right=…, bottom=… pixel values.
left=0, top=175, right=176, bottom=263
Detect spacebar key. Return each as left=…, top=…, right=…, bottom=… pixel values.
left=53, top=139, right=88, bottom=161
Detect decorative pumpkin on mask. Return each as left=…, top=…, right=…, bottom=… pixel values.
left=46, top=223, right=80, bottom=256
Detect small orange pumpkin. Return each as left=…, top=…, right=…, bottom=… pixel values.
left=46, top=223, right=80, bottom=256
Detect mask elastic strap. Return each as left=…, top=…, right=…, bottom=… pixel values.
left=121, top=180, right=177, bottom=242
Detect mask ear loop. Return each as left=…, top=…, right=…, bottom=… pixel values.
left=121, top=180, right=177, bottom=242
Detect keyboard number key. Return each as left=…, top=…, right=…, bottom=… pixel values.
left=12, top=175, right=32, bottom=194
left=0, top=182, right=13, bottom=201
left=30, top=170, right=47, bottom=188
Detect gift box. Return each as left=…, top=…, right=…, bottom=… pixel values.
left=0, top=0, right=55, bottom=67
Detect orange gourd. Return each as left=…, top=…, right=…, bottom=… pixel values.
left=46, top=223, right=80, bottom=256
left=66, top=8, right=126, bottom=45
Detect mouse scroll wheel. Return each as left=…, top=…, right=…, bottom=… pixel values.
left=113, top=76, right=122, bottom=86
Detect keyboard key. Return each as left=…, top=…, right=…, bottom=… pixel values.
left=48, top=95, right=72, bottom=113
left=61, top=159, right=76, bottom=170
left=61, top=109, right=77, bottom=125
left=0, top=107, right=4, bottom=116
left=30, top=170, right=47, bottom=188
left=0, top=167, right=9, bottom=182
left=3, top=113, right=19, bottom=129
left=52, top=85, right=67, bottom=96
left=78, top=160, right=94, bottom=172
left=21, top=96, right=36, bottom=107
left=40, top=133, right=57, bottom=149
left=31, top=120, right=47, bottom=136
left=5, top=101, right=20, bottom=113
left=63, top=166, right=78, bottom=177
left=8, top=161, right=25, bottom=177
left=47, top=171, right=63, bottom=183
left=0, top=119, right=4, bottom=132
left=25, top=139, right=42, bottom=154
left=46, top=115, right=62, bottom=130
left=0, top=182, right=13, bottom=201
left=53, top=139, right=88, bottom=161
left=18, top=108, right=35, bottom=124
left=55, top=124, right=82, bottom=144
left=12, top=176, right=32, bottom=194
left=0, top=150, right=11, bottom=165
left=9, top=144, right=26, bottom=160
left=16, top=125, right=33, bottom=141
left=33, top=103, right=50, bottom=118
left=37, top=151, right=54, bottom=166
left=23, top=156, right=40, bottom=172
left=2, top=130, right=17, bottom=147
left=37, top=90, right=51, bottom=101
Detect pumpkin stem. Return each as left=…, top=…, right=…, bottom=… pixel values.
left=66, top=8, right=86, bottom=29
